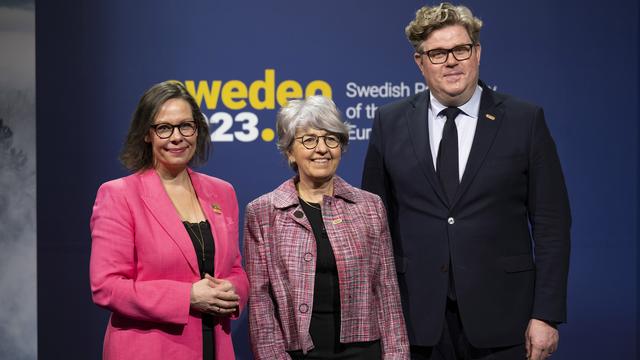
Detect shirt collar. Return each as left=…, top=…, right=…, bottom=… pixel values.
left=429, top=85, right=483, bottom=118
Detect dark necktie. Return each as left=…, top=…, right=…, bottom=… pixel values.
left=437, top=107, right=462, bottom=205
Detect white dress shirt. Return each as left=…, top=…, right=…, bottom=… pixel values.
left=428, top=85, right=482, bottom=182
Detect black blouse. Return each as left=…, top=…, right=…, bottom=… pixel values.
left=183, top=220, right=215, bottom=359
left=299, top=199, right=340, bottom=313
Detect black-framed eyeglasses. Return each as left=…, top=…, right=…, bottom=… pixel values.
left=150, top=121, right=197, bottom=139
left=418, top=43, right=475, bottom=64
left=295, top=134, right=341, bottom=150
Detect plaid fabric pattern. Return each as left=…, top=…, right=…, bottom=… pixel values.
left=244, top=176, right=409, bottom=359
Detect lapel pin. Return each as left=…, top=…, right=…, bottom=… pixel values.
left=211, top=203, right=222, bottom=214
left=332, top=218, right=343, bottom=225
left=485, top=114, right=496, bottom=121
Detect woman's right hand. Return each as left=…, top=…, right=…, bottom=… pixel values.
left=190, top=275, right=239, bottom=316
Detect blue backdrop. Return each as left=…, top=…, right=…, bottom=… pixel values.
left=36, top=0, right=638, bottom=358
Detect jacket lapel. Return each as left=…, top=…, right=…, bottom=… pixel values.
left=450, top=86, right=504, bottom=210
left=189, top=170, right=228, bottom=277
left=272, top=178, right=312, bottom=231
left=406, top=91, right=449, bottom=207
left=139, top=169, right=199, bottom=276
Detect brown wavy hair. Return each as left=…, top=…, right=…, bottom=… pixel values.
left=405, top=2, right=483, bottom=52
left=119, top=81, right=210, bottom=172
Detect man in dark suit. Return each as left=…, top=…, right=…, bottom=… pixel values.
left=361, top=3, right=570, bottom=360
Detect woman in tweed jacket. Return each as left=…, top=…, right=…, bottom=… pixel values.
left=244, top=95, right=409, bottom=359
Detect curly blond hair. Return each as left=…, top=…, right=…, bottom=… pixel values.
left=405, top=2, right=483, bottom=51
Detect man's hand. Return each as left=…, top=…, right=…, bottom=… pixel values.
left=525, top=318, right=559, bottom=360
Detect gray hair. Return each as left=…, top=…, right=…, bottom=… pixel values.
left=275, top=95, right=350, bottom=171
left=405, top=2, right=483, bottom=52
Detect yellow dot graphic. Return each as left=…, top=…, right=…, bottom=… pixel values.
left=261, top=128, right=275, bottom=142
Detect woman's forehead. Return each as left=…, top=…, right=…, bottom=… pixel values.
left=295, top=127, right=330, bottom=135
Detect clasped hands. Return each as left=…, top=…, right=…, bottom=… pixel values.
left=190, top=274, right=239, bottom=316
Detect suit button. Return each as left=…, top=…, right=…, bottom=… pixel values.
left=299, top=303, right=309, bottom=313
left=303, top=252, right=313, bottom=262
left=294, top=210, right=304, bottom=218
left=447, top=217, right=455, bottom=225
left=440, top=265, right=448, bottom=272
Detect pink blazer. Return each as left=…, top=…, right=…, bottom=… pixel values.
left=90, top=168, right=248, bottom=360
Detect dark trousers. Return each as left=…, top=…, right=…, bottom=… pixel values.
left=410, top=299, right=526, bottom=360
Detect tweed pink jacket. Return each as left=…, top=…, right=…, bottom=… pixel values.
left=243, top=176, right=409, bottom=359
left=90, top=169, right=248, bottom=360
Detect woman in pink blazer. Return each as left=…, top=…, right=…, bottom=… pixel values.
left=90, top=81, right=248, bottom=360
left=243, top=96, right=409, bottom=359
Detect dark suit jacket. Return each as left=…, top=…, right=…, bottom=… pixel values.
left=361, top=83, right=571, bottom=348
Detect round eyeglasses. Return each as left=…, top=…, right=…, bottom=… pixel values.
left=295, top=134, right=341, bottom=150
left=418, top=43, right=475, bottom=64
left=150, top=121, right=197, bottom=139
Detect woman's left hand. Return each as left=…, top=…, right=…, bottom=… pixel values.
left=204, top=274, right=239, bottom=316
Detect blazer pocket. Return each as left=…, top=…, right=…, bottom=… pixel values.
left=485, top=154, right=526, bottom=167
left=501, top=254, right=534, bottom=273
